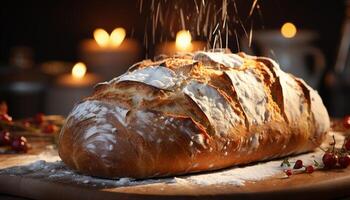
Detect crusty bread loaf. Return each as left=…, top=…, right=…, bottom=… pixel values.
left=58, top=51, right=330, bottom=179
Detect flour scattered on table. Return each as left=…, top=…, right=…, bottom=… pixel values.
left=0, top=150, right=323, bottom=187
left=0, top=133, right=341, bottom=188
left=0, top=160, right=175, bottom=187
left=178, top=150, right=323, bottom=186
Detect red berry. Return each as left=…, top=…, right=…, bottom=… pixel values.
left=322, top=152, right=338, bottom=169
left=35, top=113, right=45, bottom=124
left=42, top=124, right=56, bottom=134
left=11, top=136, right=28, bottom=153
left=0, top=131, right=11, bottom=146
left=344, top=116, right=350, bottom=129
left=0, top=101, right=8, bottom=114
left=0, top=113, right=12, bottom=123
left=305, top=165, right=314, bottom=173
left=339, top=155, right=350, bottom=168
left=285, top=169, right=293, bottom=176
left=293, top=160, right=303, bottom=169
left=22, top=120, right=31, bottom=128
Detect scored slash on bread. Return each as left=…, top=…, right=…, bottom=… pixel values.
left=58, top=51, right=330, bottom=179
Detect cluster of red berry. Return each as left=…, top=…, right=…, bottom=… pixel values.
left=0, top=131, right=28, bottom=153
left=282, top=115, right=350, bottom=177
left=321, top=116, right=350, bottom=169
left=281, top=158, right=317, bottom=177
left=0, top=102, right=59, bottom=154
left=0, top=102, right=57, bottom=135
left=0, top=102, right=28, bottom=153
left=0, top=114, right=58, bottom=154
left=22, top=113, right=58, bottom=134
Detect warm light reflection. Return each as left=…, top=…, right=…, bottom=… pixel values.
left=175, top=30, right=192, bottom=51
left=281, top=22, right=297, bottom=38
left=110, top=28, right=126, bottom=47
left=93, top=28, right=110, bottom=47
left=72, top=62, right=87, bottom=79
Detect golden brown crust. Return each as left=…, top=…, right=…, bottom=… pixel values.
left=58, top=52, right=330, bottom=179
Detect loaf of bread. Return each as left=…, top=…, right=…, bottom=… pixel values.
left=58, top=51, right=330, bottom=179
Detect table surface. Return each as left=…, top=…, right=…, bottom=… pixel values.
left=0, top=133, right=350, bottom=200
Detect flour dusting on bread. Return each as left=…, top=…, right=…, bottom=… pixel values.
left=115, top=66, right=178, bottom=90
left=183, top=80, right=242, bottom=135
left=58, top=51, right=330, bottom=179
left=225, top=69, right=270, bottom=126
left=194, top=51, right=243, bottom=68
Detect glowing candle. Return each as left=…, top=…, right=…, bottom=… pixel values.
left=155, top=30, right=206, bottom=56
left=47, top=62, right=101, bottom=115
left=175, top=30, right=193, bottom=51
left=57, top=62, right=99, bottom=87
left=93, top=29, right=110, bottom=47
left=79, top=28, right=141, bottom=80
left=71, top=62, right=87, bottom=79
left=110, top=28, right=126, bottom=47
left=281, top=22, right=297, bottom=38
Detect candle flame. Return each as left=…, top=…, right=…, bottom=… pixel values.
left=281, top=22, right=297, bottom=38
left=72, top=62, right=87, bottom=79
left=93, top=28, right=110, bottom=47
left=110, top=28, right=126, bottom=47
left=175, top=30, right=192, bottom=51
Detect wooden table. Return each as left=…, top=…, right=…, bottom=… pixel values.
left=0, top=134, right=350, bottom=200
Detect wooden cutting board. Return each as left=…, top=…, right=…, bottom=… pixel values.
left=0, top=135, right=350, bottom=200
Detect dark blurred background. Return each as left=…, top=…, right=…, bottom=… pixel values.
left=0, top=0, right=344, bottom=62
left=0, top=0, right=348, bottom=118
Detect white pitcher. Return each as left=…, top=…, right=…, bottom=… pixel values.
left=241, top=30, right=326, bottom=88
